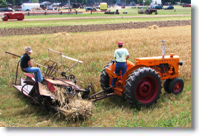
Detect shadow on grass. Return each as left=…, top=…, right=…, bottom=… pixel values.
left=98, top=91, right=172, bottom=112
left=99, top=95, right=141, bottom=111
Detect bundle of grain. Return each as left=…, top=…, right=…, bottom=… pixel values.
left=54, top=32, right=70, bottom=37
left=148, top=25, right=159, bottom=30
left=57, top=98, right=93, bottom=120
left=40, top=84, right=92, bottom=120
left=53, top=86, right=92, bottom=119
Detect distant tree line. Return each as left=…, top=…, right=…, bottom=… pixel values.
left=161, top=0, right=191, bottom=5
left=136, top=0, right=191, bottom=5
left=0, top=0, right=7, bottom=6
left=2, top=0, right=191, bottom=5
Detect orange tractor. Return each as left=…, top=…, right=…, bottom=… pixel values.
left=98, top=41, right=184, bottom=106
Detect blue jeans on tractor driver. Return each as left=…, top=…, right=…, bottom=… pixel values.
left=25, top=67, right=43, bottom=83
left=112, top=62, right=127, bottom=86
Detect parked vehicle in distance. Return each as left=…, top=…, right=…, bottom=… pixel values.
left=0, top=7, right=12, bottom=12
left=80, top=5, right=84, bottom=9
left=40, top=1, right=52, bottom=10
left=12, top=5, right=22, bottom=11
left=164, top=5, right=174, bottom=10
left=130, top=2, right=136, bottom=6
left=47, top=6, right=53, bottom=10
left=151, top=5, right=162, bottom=9
left=96, top=5, right=100, bottom=9
left=51, top=3, right=61, bottom=7
left=100, top=2, right=107, bottom=10
left=61, top=5, right=68, bottom=9
left=121, top=5, right=125, bottom=8
left=14, top=7, right=22, bottom=11
left=85, top=7, right=96, bottom=11
left=21, top=3, right=40, bottom=11
left=72, top=3, right=82, bottom=8
left=181, top=3, right=186, bottom=7
left=183, top=4, right=191, bottom=7
left=104, top=9, right=119, bottom=14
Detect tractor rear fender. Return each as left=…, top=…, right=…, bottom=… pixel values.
left=106, top=68, right=118, bottom=78
left=107, top=60, right=135, bottom=79
left=122, top=65, right=148, bottom=86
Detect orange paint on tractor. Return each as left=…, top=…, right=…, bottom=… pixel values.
left=106, top=53, right=181, bottom=96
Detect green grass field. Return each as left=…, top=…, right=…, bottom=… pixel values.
left=0, top=16, right=190, bottom=29
left=0, top=82, right=191, bottom=127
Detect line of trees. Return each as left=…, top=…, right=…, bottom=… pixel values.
left=0, top=0, right=7, bottom=6
left=137, top=0, right=191, bottom=5
left=1, top=0, right=191, bottom=6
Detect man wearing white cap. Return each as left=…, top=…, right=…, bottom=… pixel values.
left=20, top=47, right=43, bottom=83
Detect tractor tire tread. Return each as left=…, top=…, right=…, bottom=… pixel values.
left=124, top=67, right=162, bottom=107
left=100, top=61, right=113, bottom=91
left=169, top=78, right=184, bottom=95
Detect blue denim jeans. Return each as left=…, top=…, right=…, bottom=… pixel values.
left=112, top=62, right=127, bottom=86
left=25, top=67, right=43, bottom=82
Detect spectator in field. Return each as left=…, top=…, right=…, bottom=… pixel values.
left=112, top=42, right=130, bottom=86
left=20, top=47, right=43, bottom=83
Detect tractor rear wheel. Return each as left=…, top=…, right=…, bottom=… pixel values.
left=145, top=9, right=150, bottom=14
left=125, top=67, right=162, bottom=107
left=169, top=78, right=184, bottom=95
left=2, top=16, right=8, bottom=21
left=164, top=79, right=172, bottom=93
left=100, top=61, right=113, bottom=93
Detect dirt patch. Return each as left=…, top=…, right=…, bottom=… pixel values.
left=0, top=20, right=191, bottom=36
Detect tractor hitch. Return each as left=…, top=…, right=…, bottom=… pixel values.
left=87, top=84, right=120, bottom=102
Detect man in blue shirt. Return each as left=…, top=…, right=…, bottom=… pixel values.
left=112, top=42, right=130, bottom=86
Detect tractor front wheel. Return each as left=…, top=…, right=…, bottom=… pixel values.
left=164, top=79, right=171, bottom=93
left=169, top=78, right=184, bottom=94
left=145, top=9, right=150, bottom=14
left=125, top=67, right=162, bottom=107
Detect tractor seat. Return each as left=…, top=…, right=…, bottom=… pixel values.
left=23, top=80, right=35, bottom=85
left=21, top=68, right=32, bottom=73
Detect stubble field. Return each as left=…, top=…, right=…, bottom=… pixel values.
left=0, top=20, right=191, bottom=36
left=0, top=25, right=191, bottom=127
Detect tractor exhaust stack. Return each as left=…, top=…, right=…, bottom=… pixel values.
left=161, top=40, right=165, bottom=59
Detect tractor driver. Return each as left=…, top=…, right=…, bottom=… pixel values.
left=112, top=42, right=130, bottom=86
left=20, top=47, right=43, bottom=83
